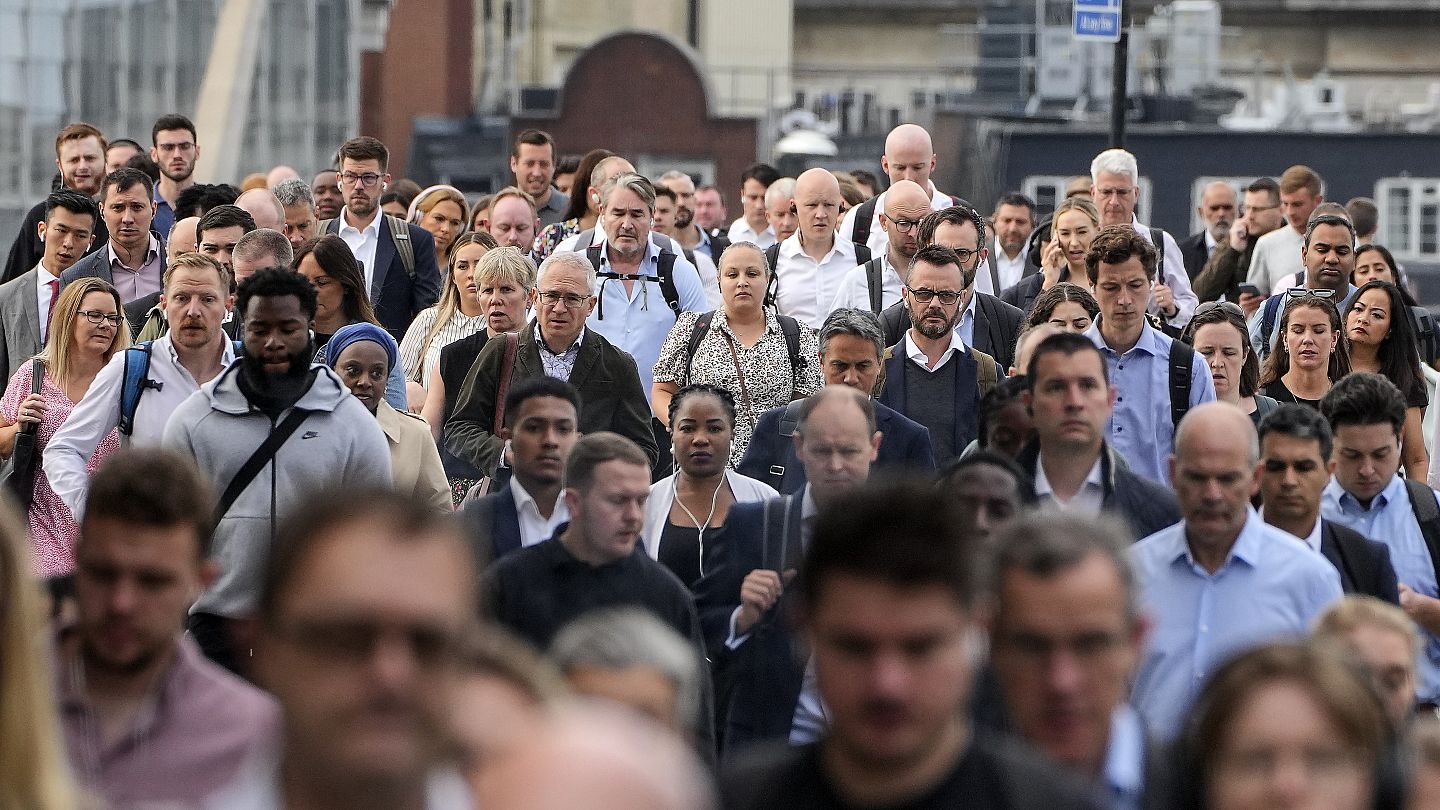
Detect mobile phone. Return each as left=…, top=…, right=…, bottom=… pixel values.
left=1237, top=283, right=1262, bottom=298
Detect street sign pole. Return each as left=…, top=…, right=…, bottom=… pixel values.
left=1109, top=0, right=1129, bottom=148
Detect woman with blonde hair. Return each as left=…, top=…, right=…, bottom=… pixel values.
left=408, top=184, right=471, bottom=262
left=0, top=495, right=80, bottom=808
left=399, top=231, right=500, bottom=386
left=1004, top=197, right=1102, bottom=316
left=0, top=277, right=129, bottom=575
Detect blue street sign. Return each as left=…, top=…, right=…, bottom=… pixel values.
left=1074, top=0, right=1122, bottom=42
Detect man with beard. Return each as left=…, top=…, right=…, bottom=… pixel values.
left=48, top=252, right=240, bottom=518
left=164, top=266, right=390, bottom=671
left=877, top=244, right=1004, bottom=465
left=828, top=179, right=932, bottom=313
left=321, top=136, right=442, bottom=338
left=1178, top=181, right=1236, bottom=281
left=59, top=449, right=278, bottom=807
left=149, top=114, right=201, bottom=238
left=974, top=192, right=1037, bottom=296
left=4, top=122, right=110, bottom=284
left=659, top=170, right=728, bottom=260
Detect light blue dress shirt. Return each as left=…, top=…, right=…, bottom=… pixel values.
left=955, top=291, right=977, bottom=348
left=1103, top=705, right=1146, bottom=810
left=586, top=238, right=709, bottom=397
left=1323, top=474, right=1440, bottom=702
left=1085, top=321, right=1216, bottom=484
left=1129, top=509, right=1343, bottom=741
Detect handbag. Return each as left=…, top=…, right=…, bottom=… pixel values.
left=4, top=361, right=46, bottom=508
left=461, top=332, right=520, bottom=506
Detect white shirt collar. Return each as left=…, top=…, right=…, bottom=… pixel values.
left=1204, top=229, right=1219, bottom=253
left=903, top=328, right=967, bottom=371
left=338, top=207, right=383, bottom=237
left=33, top=261, right=58, bottom=283
left=1259, top=507, right=1324, bottom=554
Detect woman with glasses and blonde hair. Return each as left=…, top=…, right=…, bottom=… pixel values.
left=400, top=231, right=500, bottom=386
left=422, top=243, right=537, bottom=504
left=1183, top=301, right=1281, bottom=427
left=0, top=495, right=81, bottom=808
left=0, top=278, right=129, bottom=575
left=407, top=185, right=471, bottom=262
left=1260, top=292, right=1352, bottom=410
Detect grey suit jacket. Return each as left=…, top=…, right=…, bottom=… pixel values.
left=0, top=269, right=43, bottom=395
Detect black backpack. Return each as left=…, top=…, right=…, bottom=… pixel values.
left=583, top=244, right=680, bottom=319
left=763, top=242, right=872, bottom=309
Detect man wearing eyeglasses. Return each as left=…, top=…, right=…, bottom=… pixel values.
left=1192, top=177, right=1284, bottom=306
left=208, top=488, right=478, bottom=809
left=322, top=136, right=441, bottom=339
left=877, top=244, right=1004, bottom=465
left=827, top=179, right=932, bottom=314
left=1248, top=205, right=1360, bottom=361
left=149, top=114, right=200, bottom=239
left=446, top=251, right=658, bottom=478
left=838, top=123, right=955, bottom=259
left=773, top=168, right=864, bottom=330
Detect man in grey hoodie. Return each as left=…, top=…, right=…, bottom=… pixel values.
left=165, top=266, right=391, bottom=672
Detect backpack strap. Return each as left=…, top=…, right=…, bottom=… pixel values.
left=969, top=346, right=999, bottom=396
left=851, top=197, right=878, bottom=246
left=685, top=311, right=717, bottom=385
left=1405, top=478, right=1440, bottom=596
left=1259, top=294, right=1284, bottom=360
left=213, top=407, right=312, bottom=525
left=764, top=243, right=781, bottom=307
left=1149, top=227, right=1166, bottom=280
left=778, top=398, right=805, bottom=439
left=864, top=258, right=885, bottom=314
left=118, top=341, right=156, bottom=436
left=853, top=243, right=872, bottom=266
left=385, top=214, right=415, bottom=278
left=1168, top=339, right=1195, bottom=430
left=776, top=314, right=803, bottom=397
left=656, top=250, right=680, bottom=313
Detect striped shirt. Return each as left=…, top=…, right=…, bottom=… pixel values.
left=398, top=306, right=490, bottom=386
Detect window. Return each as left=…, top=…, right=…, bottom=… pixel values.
left=1022, top=174, right=1151, bottom=223
left=1376, top=178, right=1440, bottom=261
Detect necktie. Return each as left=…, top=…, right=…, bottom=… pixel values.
left=43, top=279, right=59, bottom=344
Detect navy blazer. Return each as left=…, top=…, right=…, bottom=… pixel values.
left=323, top=215, right=441, bottom=338
left=877, top=292, right=1024, bottom=370
left=695, top=495, right=807, bottom=753
left=735, top=399, right=935, bottom=494
left=460, top=483, right=524, bottom=565
left=1321, top=519, right=1401, bottom=604
left=877, top=343, right=1000, bottom=462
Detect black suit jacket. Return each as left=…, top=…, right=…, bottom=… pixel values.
left=999, top=267, right=1077, bottom=318
left=460, top=483, right=524, bottom=567
left=323, top=215, right=441, bottom=338
left=735, top=399, right=935, bottom=494
left=444, top=322, right=657, bottom=475
left=878, top=292, right=1024, bottom=370
left=1017, top=440, right=1181, bottom=541
left=695, top=495, right=806, bottom=753
left=1178, top=230, right=1212, bottom=280
left=1320, top=519, right=1401, bottom=604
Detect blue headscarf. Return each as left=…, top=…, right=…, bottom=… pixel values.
left=327, top=322, right=399, bottom=373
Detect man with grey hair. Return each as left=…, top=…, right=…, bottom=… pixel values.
left=1178, top=180, right=1236, bottom=280
left=446, top=251, right=658, bottom=476
left=1089, top=148, right=1198, bottom=329
left=1128, top=401, right=1342, bottom=740
left=763, top=177, right=798, bottom=245
left=738, top=307, right=934, bottom=493
left=551, top=607, right=705, bottom=738
left=989, top=512, right=1159, bottom=810
left=271, top=176, right=317, bottom=250
left=581, top=172, right=707, bottom=398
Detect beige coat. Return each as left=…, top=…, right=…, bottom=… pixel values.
left=376, top=400, right=452, bottom=513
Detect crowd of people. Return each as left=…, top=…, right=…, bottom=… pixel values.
left=2, top=112, right=1440, bottom=809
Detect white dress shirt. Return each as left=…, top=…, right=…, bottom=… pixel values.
left=34, top=262, right=59, bottom=344
left=903, top=328, right=967, bottom=373
left=827, top=254, right=902, bottom=314
left=726, top=218, right=776, bottom=249
left=337, top=207, right=383, bottom=295
left=1033, top=453, right=1105, bottom=515
left=773, top=233, right=859, bottom=329
left=510, top=476, right=570, bottom=550
left=46, top=334, right=237, bottom=519
left=975, top=237, right=1029, bottom=296
left=839, top=183, right=953, bottom=259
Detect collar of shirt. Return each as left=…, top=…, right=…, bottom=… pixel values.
left=1033, top=451, right=1104, bottom=500
left=540, top=523, right=633, bottom=571
left=1258, top=507, right=1324, bottom=554
left=780, top=231, right=856, bottom=265
left=58, top=630, right=198, bottom=737
left=1204, top=229, right=1219, bottom=254
left=903, top=328, right=967, bottom=372
left=1325, top=473, right=1404, bottom=516
left=1085, top=318, right=1165, bottom=359
left=1103, top=704, right=1146, bottom=808
left=537, top=322, right=584, bottom=356
left=511, top=475, right=570, bottom=523
left=337, top=208, right=383, bottom=240
left=34, top=260, right=59, bottom=284
left=107, top=234, right=160, bottom=270
left=990, top=238, right=1026, bottom=269
left=1173, top=506, right=1265, bottom=571
left=162, top=331, right=237, bottom=368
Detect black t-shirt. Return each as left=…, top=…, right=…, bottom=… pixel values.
left=721, top=737, right=1106, bottom=810
left=1408, top=376, right=1429, bottom=410
left=1262, top=378, right=1321, bottom=411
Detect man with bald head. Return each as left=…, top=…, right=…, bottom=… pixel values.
left=1178, top=180, right=1236, bottom=280
left=829, top=179, right=932, bottom=313
left=235, top=188, right=284, bottom=232
left=1128, top=401, right=1342, bottom=740
left=265, top=165, right=299, bottom=188
left=771, top=168, right=869, bottom=329
left=166, top=216, right=200, bottom=263
left=838, top=123, right=954, bottom=259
